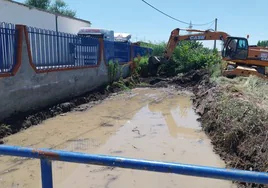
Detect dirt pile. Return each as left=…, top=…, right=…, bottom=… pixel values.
left=139, top=69, right=209, bottom=89
left=193, top=77, right=268, bottom=188
left=170, top=69, right=210, bottom=87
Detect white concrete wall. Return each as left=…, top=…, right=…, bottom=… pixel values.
left=57, top=16, right=89, bottom=34
left=0, top=0, right=90, bottom=34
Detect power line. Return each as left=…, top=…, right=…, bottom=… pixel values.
left=207, top=22, right=215, bottom=31
left=141, top=0, right=215, bottom=26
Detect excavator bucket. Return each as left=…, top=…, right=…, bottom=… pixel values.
left=148, top=56, right=167, bottom=76
left=148, top=56, right=161, bottom=65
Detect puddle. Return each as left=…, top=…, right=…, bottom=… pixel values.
left=0, top=88, right=235, bottom=188
left=148, top=94, right=201, bottom=138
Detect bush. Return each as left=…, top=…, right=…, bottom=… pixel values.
left=166, top=41, right=221, bottom=74
left=108, top=60, right=120, bottom=83
left=138, top=40, right=223, bottom=77
left=136, top=56, right=149, bottom=77
left=139, top=41, right=166, bottom=56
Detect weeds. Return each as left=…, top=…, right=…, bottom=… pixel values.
left=194, top=73, right=268, bottom=187
left=112, top=78, right=130, bottom=91
left=108, top=60, right=120, bottom=83
left=213, top=75, right=268, bottom=109
left=135, top=56, right=149, bottom=77
left=0, top=124, right=12, bottom=138
left=107, top=59, right=140, bottom=92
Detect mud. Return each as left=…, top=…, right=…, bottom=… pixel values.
left=0, top=87, right=234, bottom=188
left=139, top=69, right=209, bottom=89
left=0, top=70, right=206, bottom=141
left=0, top=85, right=108, bottom=140
left=0, top=75, right=139, bottom=140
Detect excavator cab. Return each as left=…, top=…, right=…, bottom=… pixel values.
left=222, top=37, right=248, bottom=60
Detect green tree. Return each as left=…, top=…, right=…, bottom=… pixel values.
left=257, top=40, right=268, bottom=47
left=25, top=0, right=50, bottom=10
left=49, top=0, right=76, bottom=17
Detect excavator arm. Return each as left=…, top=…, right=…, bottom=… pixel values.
left=164, top=28, right=229, bottom=60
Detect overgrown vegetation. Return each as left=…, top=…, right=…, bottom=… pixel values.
left=108, top=60, right=120, bottom=84
left=106, top=60, right=139, bottom=92
left=138, top=41, right=222, bottom=77
left=0, top=124, right=11, bottom=139
left=134, top=56, right=150, bottom=77
left=214, top=76, right=268, bottom=110
left=193, top=75, right=268, bottom=188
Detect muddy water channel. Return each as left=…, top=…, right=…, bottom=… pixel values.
left=0, top=87, right=235, bottom=188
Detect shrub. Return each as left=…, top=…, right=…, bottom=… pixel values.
left=136, top=56, right=149, bottom=77
left=138, top=40, right=223, bottom=77
left=108, top=60, right=120, bottom=83
left=170, top=41, right=222, bottom=73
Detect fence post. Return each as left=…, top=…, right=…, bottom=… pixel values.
left=99, top=38, right=103, bottom=64
left=12, top=25, right=24, bottom=75
left=40, top=159, right=53, bottom=188
left=55, top=15, right=60, bottom=64
left=130, top=44, right=134, bottom=61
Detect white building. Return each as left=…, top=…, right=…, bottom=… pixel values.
left=0, top=0, right=91, bottom=34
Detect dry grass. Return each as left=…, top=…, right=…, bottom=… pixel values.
left=194, top=75, right=268, bottom=188
left=214, top=76, right=268, bottom=109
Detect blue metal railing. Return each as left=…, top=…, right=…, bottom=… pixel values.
left=72, top=36, right=100, bottom=66
left=114, top=41, right=131, bottom=63
left=27, top=27, right=100, bottom=70
left=0, top=22, right=17, bottom=74
left=1, top=23, right=153, bottom=74
left=133, top=45, right=152, bottom=58
left=0, top=145, right=268, bottom=188
left=103, top=40, right=115, bottom=64
left=104, top=40, right=133, bottom=64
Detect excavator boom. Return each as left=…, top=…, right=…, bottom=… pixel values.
left=164, top=28, right=229, bottom=59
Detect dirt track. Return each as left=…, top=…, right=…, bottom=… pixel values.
left=0, top=87, right=234, bottom=188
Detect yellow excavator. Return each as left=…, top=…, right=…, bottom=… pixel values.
left=148, top=28, right=268, bottom=78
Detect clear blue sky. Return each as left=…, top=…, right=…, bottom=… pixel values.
left=16, top=0, right=268, bottom=49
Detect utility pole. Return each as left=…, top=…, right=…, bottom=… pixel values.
left=213, top=18, right=218, bottom=50
left=188, top=21, right=193, bottom=34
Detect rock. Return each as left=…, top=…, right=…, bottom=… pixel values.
left=60, top=102, right=74, bottom=112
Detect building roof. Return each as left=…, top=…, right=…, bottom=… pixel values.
left=4, top=0, right=91, bottom=25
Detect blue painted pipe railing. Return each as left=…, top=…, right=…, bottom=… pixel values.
left=0, top=145, right=268, bottom=188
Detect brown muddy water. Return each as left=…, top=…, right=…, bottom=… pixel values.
left=0, top=87, right=235, bottom=188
